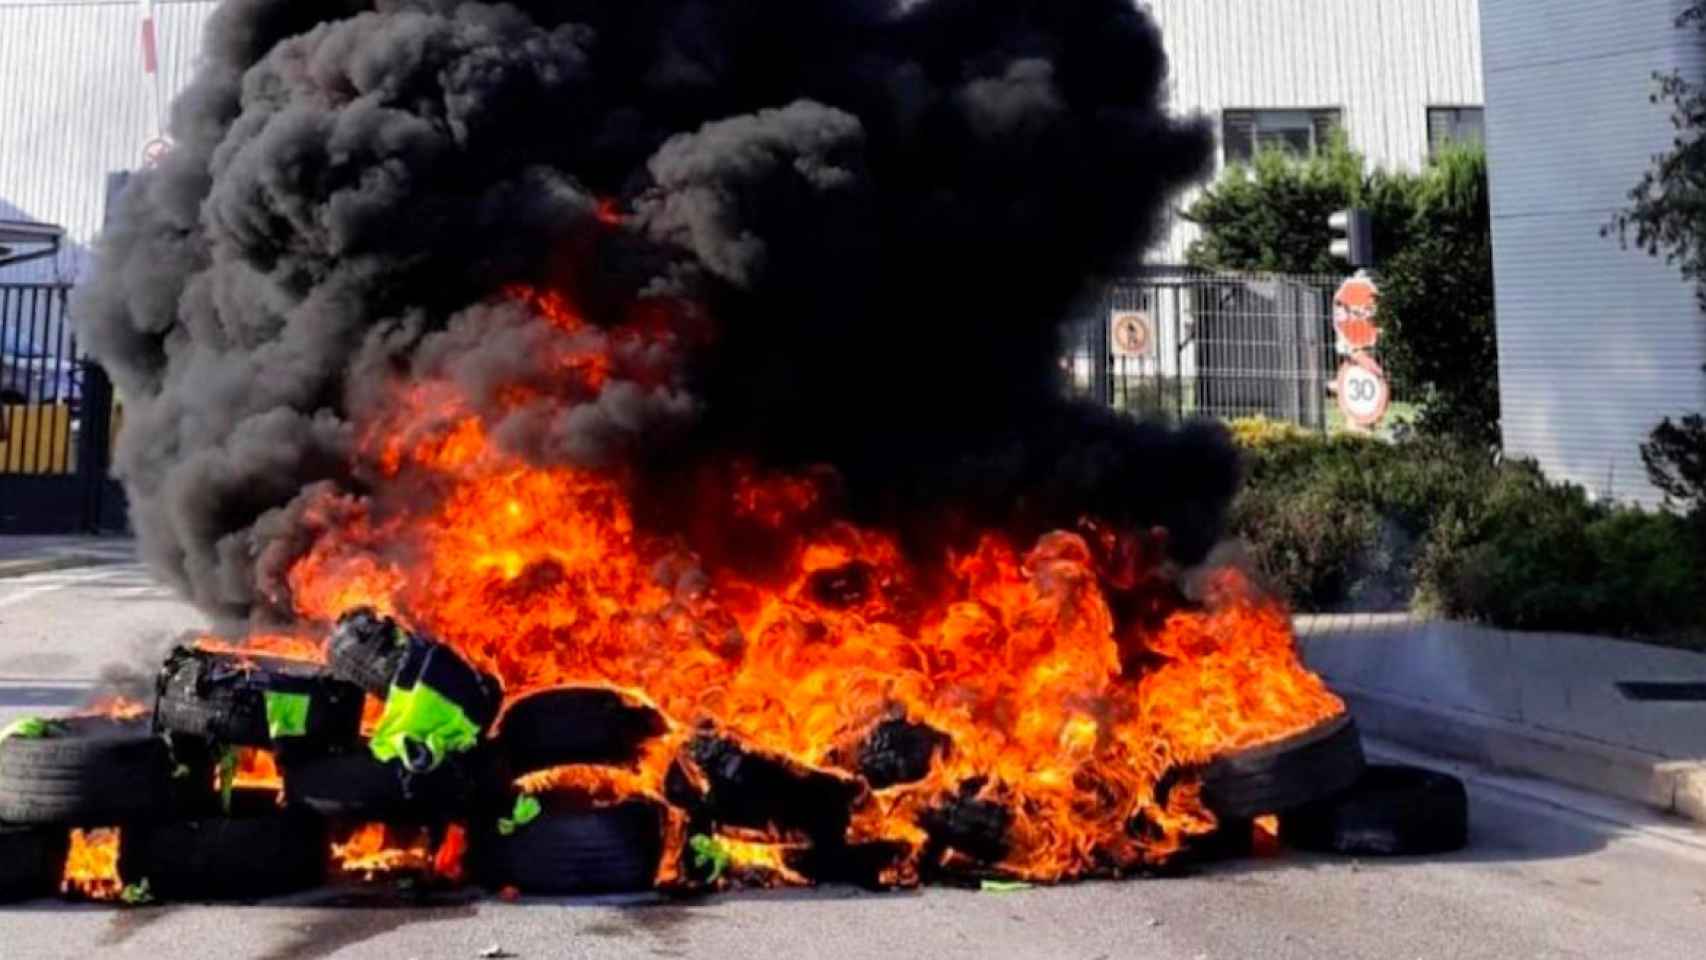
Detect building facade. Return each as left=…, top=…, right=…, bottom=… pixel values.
left=1, top=1, right=1488, bottom=281
left=1144, top=0, right=1486, bottom=263
left=1482, top=0, right=1706, bottom=505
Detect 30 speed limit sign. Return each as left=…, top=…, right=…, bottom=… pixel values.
left=1335, top=355, right=1391, bottom=428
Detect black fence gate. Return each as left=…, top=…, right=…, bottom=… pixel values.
left=0, top=282, right=126, bottom=534
left=1066, top=268, right=1341, bottom=430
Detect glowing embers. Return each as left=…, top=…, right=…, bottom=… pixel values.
left=276, top=285, right=1347, bottom=882
left=330, top=822, right=459, bottom=881
left=226, top=747, right=284, bottom=795
left=62, top=828, right=122, bottom=901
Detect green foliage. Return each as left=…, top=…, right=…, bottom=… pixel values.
left=1184, top=135, right=1416, bottom=275
left=1422, top=478, right=1706, bottom=644
left=1188, top=141, right=1500, bottom=447
left=1376, top=146, right=1501, bottom=447
left=1233, top=430, right=1706, bottom=647
left=1642, top=405, right=1706, bottom=513
left=1232, top=431, right=1495, bottom=611
left=1606, top=2, right=1706, bottom=308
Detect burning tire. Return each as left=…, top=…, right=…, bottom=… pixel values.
left=118, top=788, right=326, bottom=901
left=496, top=688, right=667, bottom=774
left=476, top=799, right=664, bottom=895
left=1199, top=714, right=1365, bottom=820
left=154, top=646, right=365, bottom=749
left=1282, top=764, right=1469, bottom=857
left=280, top=746, right=495, bottom=819
left=328, top=608, right=411, bottom=695
left=0, top=717, right=182, bottom=826
left=0, top=827, right=69, bottom=902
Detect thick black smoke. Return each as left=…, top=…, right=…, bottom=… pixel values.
left=77, top=0, right=1231, bottom=620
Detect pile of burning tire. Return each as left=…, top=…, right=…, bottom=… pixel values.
left=0, top=610, right=1467, bottom=905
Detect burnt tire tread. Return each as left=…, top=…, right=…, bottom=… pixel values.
left=1200, top=715, right=1366, bottom=820
left=120, top=808, right=326, bottom=900
left=280, top=750, right=408, bottom=818
left=478, top=802, right=663, bottom=895
left=0, top=827, right=68, bottom=902
left=497, top=689, right=667, bottom=774
left=1282, top=764, right=1469, bottom=857
left=0, top=719, right=177, bottom=826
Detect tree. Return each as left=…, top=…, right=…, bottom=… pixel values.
left=1377, top=146, right=1502, bottom=448
left=1185, top=138, right=1501, bottom=447
left=1606, top=2, right=1706, bottom=306
left=1608, top=2, right=1706, bottom=514
left=1184, top=135, right=1416, bottom=275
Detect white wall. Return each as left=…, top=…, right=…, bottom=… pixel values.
left=1145, top=0, right=1486, bottom=263
left=0, top=0, right=215, bottom=286
left=1482, top=0, right=1706, bottom=504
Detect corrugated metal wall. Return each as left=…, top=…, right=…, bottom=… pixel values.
left=0, top=0, right=215, bottom=286
left=1144, top=0, right=1486, bottom=263
left=0, top=1, right=1485, bottom=278
left=1483, top=0, right=1706, bottom=505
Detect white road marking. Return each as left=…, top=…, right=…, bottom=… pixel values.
left=0, top=565, right=140, bottom=609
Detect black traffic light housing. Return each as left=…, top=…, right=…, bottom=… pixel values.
left=1329, top=208, right=1374, bottom=269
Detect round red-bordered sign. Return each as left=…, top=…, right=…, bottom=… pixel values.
left=1335, top=353, right=1390, bottom=428
left=142, top=137, right=172, bottom=169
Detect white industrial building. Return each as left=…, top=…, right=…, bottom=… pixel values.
left=1, top=0, right=1487, bottom=282
left=65, top=3, right=1706, bottom=496
left=1481, top=0, right=1706, bottom=505
left=1142, top=0, right=1486, bottom=262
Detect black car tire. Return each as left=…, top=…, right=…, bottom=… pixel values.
left=281, top=746, right=494, bottom=820
left=0, top=717, right=181, bottom=826
left=476, top=800, right=663, bottom=895
left=1200, top=713, right=1365, bottom=820
left=496, top=688, right=667, bottom=774
left=1282, top=763, right=1469, bottom=856
left=0, top=826, right=69, bottom=902
left=153, top=646, right=365, bottom=749
left=119, top=789, right=326, bottom=901
left=327, top=609, right=411, bottom=695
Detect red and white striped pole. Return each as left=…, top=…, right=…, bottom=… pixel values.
left=139, top=0, right=166, bottom=145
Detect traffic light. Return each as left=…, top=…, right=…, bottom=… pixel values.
left=1328, top=208, right=1374, bottom=268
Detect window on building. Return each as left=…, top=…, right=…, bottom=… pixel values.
left=1427, top=107, right=1485, bottom=157
left=1221, top=109, right=1343, bottom=165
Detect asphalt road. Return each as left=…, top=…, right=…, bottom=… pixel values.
left=2, top=561, right=1704, bottom=959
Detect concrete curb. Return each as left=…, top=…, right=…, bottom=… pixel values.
left=0, top=553, right=114, bottom=581
left=1336, top=682, right=1706, bottom=825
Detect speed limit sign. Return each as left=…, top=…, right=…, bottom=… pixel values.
left=1335, top=354, right=1391, bottom=428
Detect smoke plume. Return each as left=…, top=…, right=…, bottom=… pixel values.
left=76, top=0, right=1229, bottom=620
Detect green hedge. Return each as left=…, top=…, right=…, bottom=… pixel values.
left=1229, top=422, right=1706, bottom=649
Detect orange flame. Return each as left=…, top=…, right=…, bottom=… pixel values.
left=194, top=632, right=328, bottom=665
left=330, top=823, right=434, bottom=879
left=78, top=696, right=148, bottom=722
left=283, top=286, right=1344, bottom=882
left=228, top=747, right=284, bottom=793
left=62, top=828, right=123, bottom=900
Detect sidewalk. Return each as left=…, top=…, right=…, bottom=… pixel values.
left=0, top=534, right=134, bottom=579
left=1297, top=614, right=1706, bottom=824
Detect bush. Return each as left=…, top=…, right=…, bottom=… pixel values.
left=1375, top=147, right=1501, bottom=448
left=1184, top=136, right=1418, bottom=276
left=1642, top=403, right=1706, bottom=515
left=1230, top=427, right=1494, bottom=611
left=1188, top=143, right=1500, bottom=449
left=1231, top=425, right=1706, bottom=647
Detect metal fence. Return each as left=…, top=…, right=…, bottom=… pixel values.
left=1067, top=268, right=1353, bottom=431
left=0, top=283, right=80, bottom=473
left=0, top=281, right=124, bottom=533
